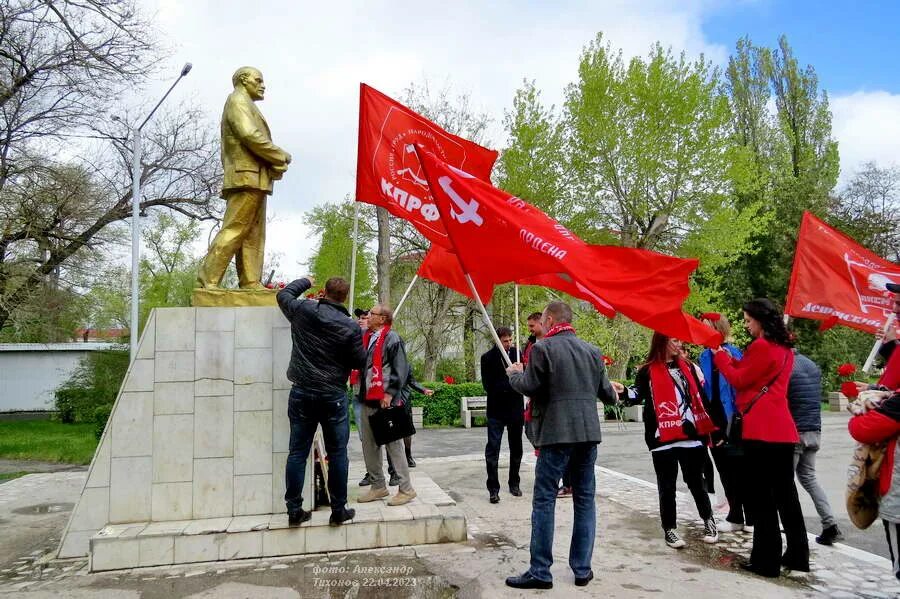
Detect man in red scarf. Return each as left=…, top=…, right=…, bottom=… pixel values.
left=356, top=304, right=417, bottom=506
left=504, top=301, right=623, bottom=590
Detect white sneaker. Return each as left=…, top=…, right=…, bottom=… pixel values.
left=664, top=529, right=686, bottom=548
left=720, top=521, right=744, bottom=532
left=703, top=518, right=719, bottom=544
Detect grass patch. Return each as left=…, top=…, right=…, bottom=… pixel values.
left=0, top=421, right=98, bottom=464
left=0, top=471, right=29, bottom=482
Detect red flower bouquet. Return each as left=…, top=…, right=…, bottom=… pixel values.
left=443, top=375, right=456, bottom=385
left=837, top=363, right=859, bottom=398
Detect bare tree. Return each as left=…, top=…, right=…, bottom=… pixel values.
left=833, top=161, right=900, bottom=261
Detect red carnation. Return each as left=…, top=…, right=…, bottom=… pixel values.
left=840, top=381, right=860, bottom=399
left=837, top=363, right=857, bottom=377
left=265, top=283, right=275, bottom=289
left=443, top=375, right=455, bottom=384
left=278, top=282, right=286, bottom=289
left=602, top=355, right=614, bottom=366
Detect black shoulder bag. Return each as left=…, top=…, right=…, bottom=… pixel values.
left=725, top=358, right=788, bottom=446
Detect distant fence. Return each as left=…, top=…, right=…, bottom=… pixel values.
left=0, top=343, right=121, bottom=412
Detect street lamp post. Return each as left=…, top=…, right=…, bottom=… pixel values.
left=121, top=62, right=193, bottom=362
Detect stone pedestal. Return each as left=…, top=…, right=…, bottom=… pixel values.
left=58, top=307, right=466, bottom=567
left=829, top=391, right=849, bottom=412
left=412, top=406, right=424, bottom=429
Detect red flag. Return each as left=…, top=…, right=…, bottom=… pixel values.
left=417, top=245, right=495, bottom=303
left=786, top=212, right=900, bottom=333
left=416, top=150, right=722, bottom=347
left=355, top=84, right=498, bottom=247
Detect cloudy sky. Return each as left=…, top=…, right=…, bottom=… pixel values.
left=136, top=0, right=900, bottom=275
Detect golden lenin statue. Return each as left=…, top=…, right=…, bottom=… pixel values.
left=198, top=67, right=291, bottom=290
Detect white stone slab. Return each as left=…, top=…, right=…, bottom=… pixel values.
left=155, top=308, right=196, bottom=351
left=136, top=313, right=156, bottom=360
left=153, top=414, right=193, bottom=482
left=151, top=482, right=192, bottom=521
left=272, top=390, right=289, bottom=453
left=272, top=452, right=287, bottom=514
left=154, top=382, right=194, bottom=415
left=407, top=503, right=441, bottom=520
left=92, top=538, right=139, bottom=571
left=384, top=518, right=428, bottom=546
left=196, top=331, right=235, bottom=380
left=138, top=536, right=174, bottom=567
left=268, top=513, right=289, bottom=530
left=196, top=307, right=235, bottom=332
left=234, top=348, right=272, bottom=385
left=234, top=474, right=272, bottom=515
left=380, top=505, right=414, bottom=522
left=174, top=533, right=222, bottom=564
left=194, top=396, right=233, bottom=458
left=192, top=458, right=233, bottom=519
left=272, top=329, right=292, bottom=390
left=140, top=520, right=191, bottom=536
left=86, top=437, right=110, bottom=488
left=346, top=522, right=383, bottom=550
left=350, top=503, right=383, bottom=524
left=304, top=521, right=348, bottom=552
left=219, top=530, right=263, bottom=560
left=155, top=351, right=195, bottom=383
left=58, top=530, right=93, bottom=559
left=110, top=392, right=153, bottom=458
left=109, top=456, right=152, bottom=522
left=262, top=528, right=305, bottom=557
left=183, top=517, right=233, bottom=535
left=68, top=486, right=109, bottom=531
left=123, top=359, right=154, bottom=392
left=234, top=411, right=272, bottom=475
left=234, top=307, right=273, bottom=348
left=227, top=515, right=271, bottom=533
left=234, top=382, right=272, bottom=411
left=195, top=379, right=234, bottom=397
left=95, top=523, right=147, bottom=538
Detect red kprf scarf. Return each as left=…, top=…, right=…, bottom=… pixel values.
left=524, top=323, right=576, bottom=423
left=348, top=330, right=371, bottom=386
left=366, top=325, right=391, bottom=401
left=648, top=359, right=716, bottom=443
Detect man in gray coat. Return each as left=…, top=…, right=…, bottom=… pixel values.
left=504, top=301, right=622, bottom=590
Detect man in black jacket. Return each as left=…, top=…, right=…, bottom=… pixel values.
left=277, top=276, right=366, bottom=526
left=481, top=327, right=524, bottom=504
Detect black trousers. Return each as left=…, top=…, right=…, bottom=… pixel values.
left=744, top=440, right=809, bottom=575
left=710, top=444, right=754, bottom=525
left=650, top=445, right=712, bottom=531
left=485, top=417, right=523, bottom=492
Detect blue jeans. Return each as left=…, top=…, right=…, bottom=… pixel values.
left=284, top=386, right=350, bottom=512
left=529, top=443, right=597, bottom=582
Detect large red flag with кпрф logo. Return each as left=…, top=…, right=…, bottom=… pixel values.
left=785, top=211, right=900, bottom=333
left=355, top=84, right=498, bottom=247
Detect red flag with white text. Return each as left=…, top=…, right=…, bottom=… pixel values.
left=355, top=83, right=498, bottom=247
left=416, top=150, right=721, bottom=347
left=786, top=211, right=900, bottom=333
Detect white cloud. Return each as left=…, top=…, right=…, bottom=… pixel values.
left=831, top=90, right=900, bottom=183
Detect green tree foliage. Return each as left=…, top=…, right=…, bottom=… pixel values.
left=305, top=200, right=376, bottom=309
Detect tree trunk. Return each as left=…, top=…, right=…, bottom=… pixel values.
left=463, top=301, right=476, bottom=380
left=376, top=207, right=391, bottom=304
left=422, top=285, right=454, bottom=380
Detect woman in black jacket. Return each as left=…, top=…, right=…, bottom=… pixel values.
left=631, top=333, right=727, bottom=549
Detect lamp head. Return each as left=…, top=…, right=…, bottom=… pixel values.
left=181, top=62, right=193, bottom=77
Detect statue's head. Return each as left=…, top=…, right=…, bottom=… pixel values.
left=232, top=67, right=265, bottom=101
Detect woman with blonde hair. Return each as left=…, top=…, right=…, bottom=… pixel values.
left=698, top=313, right=752, bottom=533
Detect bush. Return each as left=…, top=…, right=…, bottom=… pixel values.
left=409, top=381, right=485, bottom=426
left=93, top=405, right=112, bottom=440
left=54, top=349, right=129, bottom=424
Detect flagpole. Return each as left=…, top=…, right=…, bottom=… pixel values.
left=348, top=202, right=360, bottom=314
left=863, top=313, right=896, bottom=373
left=514, top=283, right=521, bottom=361
left=393, top=274, right=418, bottom=319
left=466, top=274, right=512, bottom=367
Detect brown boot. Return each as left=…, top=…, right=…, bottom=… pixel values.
left=357, top=487, right=389, bottom=503
left=387, top=489, right=417, bottom=506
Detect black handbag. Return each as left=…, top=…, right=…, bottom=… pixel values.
left=368, top=404, right=416, bottom=446
left=726, top=357, right=788, bottom=445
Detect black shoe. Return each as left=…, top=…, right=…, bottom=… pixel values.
left=575, top=571, right=594, bottom=587
left=407, top=455, right=416, bottom=468
left=505, top=573, right=552, bottom=589
left=739, top=561, right=779, bottom=578
left=389, top=473, right=400, bottom=486
left=288, top=508, right=311, bottom=526
left=489, top=492, right=500, bottom=504
left=781, top=553, right=810, bottom=572
left=329, top=507, right=356, bottom=526
left=816, top=524, right=843, bottom=546
left=509, top=485, right=522, bottom=497
left=358, top=473, right=372, bottom=486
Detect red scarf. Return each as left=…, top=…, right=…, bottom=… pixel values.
left=365, top=325, right=391, bottom=401
left=879, top=347, right=900, bottom=391
left=648, top=359, right=716, bottom=443
left=348, top=330, right=371, bottom=385
left=524, top=323, right=576, bottom=423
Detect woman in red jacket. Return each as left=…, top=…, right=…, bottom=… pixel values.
left=713, top=298, right=808, bottom=577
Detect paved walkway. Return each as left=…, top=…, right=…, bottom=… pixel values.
left=2, top=446, right=898, bottom=597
